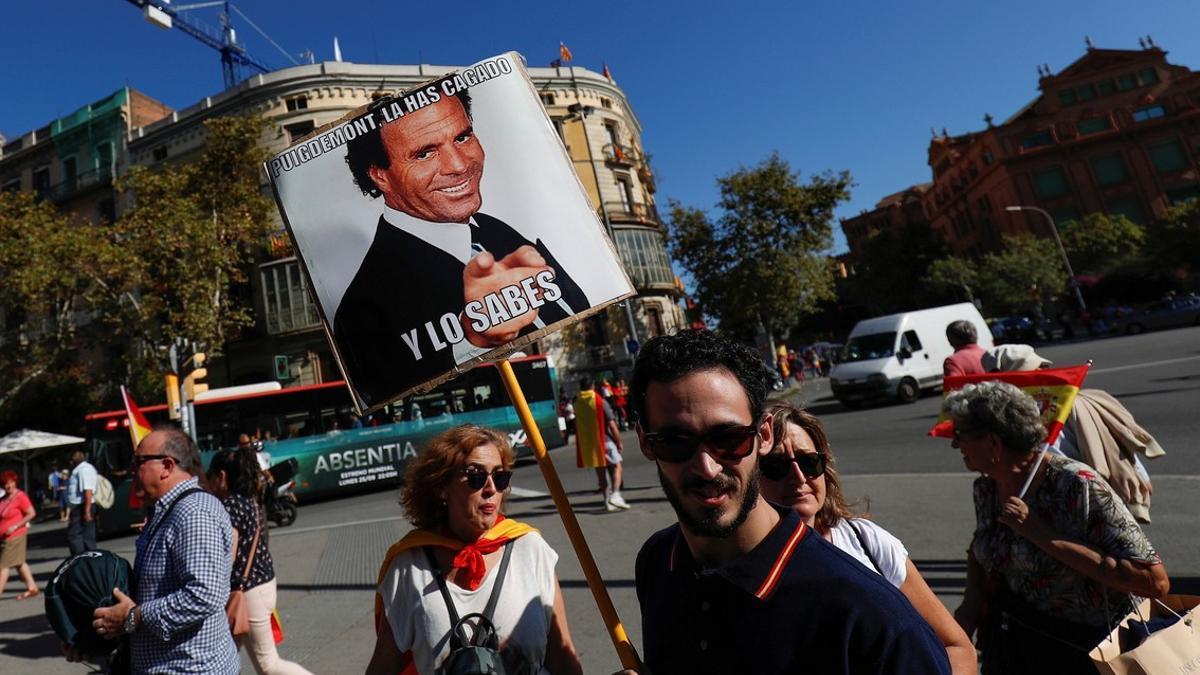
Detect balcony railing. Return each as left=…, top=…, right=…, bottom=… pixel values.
left=43, top=166, right=113, bottom=202
left=601, top=143, right=640, bottom=165
left=603, top=201, right=659, bottom=224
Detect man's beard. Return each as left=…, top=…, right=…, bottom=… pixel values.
left=659, top=464, right=760, bottom=539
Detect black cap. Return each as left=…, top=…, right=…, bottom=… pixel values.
left=44, top=550, right=134, bottom=657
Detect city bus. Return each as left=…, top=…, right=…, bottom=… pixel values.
left=84, top=355, right=561, bottom=537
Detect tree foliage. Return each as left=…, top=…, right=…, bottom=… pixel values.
left=843, top=221, right=949, bottom=314
left=0, top=191, right=104, bottom=413
left=925, top=256, right=980, bottom=304
left=0, top=114, right=273, bottom=418
left=1059, top=213, right=1144, bottom=274
left=1146, top=198, right=1200, bottom=276
left=109, top=114, right=273, bottom=382
left=666, top=153, right=852, bottom=340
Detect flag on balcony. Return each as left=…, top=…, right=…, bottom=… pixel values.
left=559, top=42, right=573, bottom=63
left=602, top=63, right=613, bottom=81
left=928, top=364, right=1090, bottom=444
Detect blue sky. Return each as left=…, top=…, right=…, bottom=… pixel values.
left=4, top=1, right=1199, bottom=253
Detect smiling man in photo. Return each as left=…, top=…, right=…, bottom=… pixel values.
left=337, top=88, right=590, bottom=406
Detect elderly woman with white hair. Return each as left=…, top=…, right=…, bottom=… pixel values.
left=946, top=380, right=1168, bottom=675
left=982, top=344, right=1162, bottom=522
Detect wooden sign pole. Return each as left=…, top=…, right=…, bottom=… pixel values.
left=496, top=359, right=641, bottom=671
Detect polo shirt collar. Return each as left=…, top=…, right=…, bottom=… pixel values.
left=669, top=505, right=809, bottom=601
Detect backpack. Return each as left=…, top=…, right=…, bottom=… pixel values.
left=94, top=475, right=115, bottom=510
left=425, top=542, right=514, bottom=675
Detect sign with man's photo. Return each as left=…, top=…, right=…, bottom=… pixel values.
left=266, top=52, right=634, bottom=414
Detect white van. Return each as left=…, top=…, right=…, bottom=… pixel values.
left=829, top=303, right=992, bottom=407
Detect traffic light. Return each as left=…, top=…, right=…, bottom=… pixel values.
left=183, top=352, right=208, bottom=401
left=164, top=373, right=182, bottom=420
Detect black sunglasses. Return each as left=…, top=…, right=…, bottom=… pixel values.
left=463, top=468, right=513, bottom=492
left=641, top=423, right=761, bottom=464
left=131, top=454, right=171, bottom=468
left=760, top=453, right=827, bottom=481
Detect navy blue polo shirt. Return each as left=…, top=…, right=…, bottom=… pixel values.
left=635, top=507, right=951, bottom=675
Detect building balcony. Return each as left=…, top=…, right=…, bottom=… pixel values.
left=602, top=143, right=640, bottom=166
left=603, top=201, right=659, bottom=224
left=43, top=166, right=113, bottom=203
left=259, top=257, right=322, bottom=335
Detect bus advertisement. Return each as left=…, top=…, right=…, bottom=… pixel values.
left=84, top=355, right=560, bottom=537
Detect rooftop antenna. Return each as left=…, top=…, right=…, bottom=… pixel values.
left=1146, top=35, right=1157, bottom=48
left=1043, top=63, right=1052, bottom=76
left=1138, top=36, right=1147, bottom=49
left=1085, top=35, right=1094, bottom=50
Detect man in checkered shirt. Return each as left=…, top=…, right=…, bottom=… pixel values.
left=89, top=428, right=238, bottom=673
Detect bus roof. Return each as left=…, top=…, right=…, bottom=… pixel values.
left=83, top=353, right=550, bottom=421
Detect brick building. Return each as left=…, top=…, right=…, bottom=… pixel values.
left=843, top=41, right=1200, bottom=258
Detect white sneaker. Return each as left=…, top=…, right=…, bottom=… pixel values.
left=608, top=492, right=631, bottom=510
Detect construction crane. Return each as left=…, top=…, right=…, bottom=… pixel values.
left=123, top=0, right=302, bottom=89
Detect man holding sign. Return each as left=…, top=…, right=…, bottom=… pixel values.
left=338, top=90, right=590, bottom=405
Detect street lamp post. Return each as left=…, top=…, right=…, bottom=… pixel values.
left=1005, top=205, right=1087, bottom=313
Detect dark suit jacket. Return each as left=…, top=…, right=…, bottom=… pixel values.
left=333, top=212, right=590, bottom=407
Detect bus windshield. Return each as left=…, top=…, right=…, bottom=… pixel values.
left=841, top=333, right=897, bottom=362
left=84, top=355, right=560, bottom=537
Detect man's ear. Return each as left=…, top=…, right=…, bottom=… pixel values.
left=635, top=423, right=655, bottom=461
left=756, top=413, right=774, bottom=456
left=367, top=164, right=391, bottom=198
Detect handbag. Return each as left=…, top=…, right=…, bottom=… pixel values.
left=425, top=541, right=514, bottom=675
left=1090, top=594, right=1200, bottom=674
left=226, top=509, right=262, bottom=637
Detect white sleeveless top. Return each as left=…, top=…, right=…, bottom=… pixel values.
left=378, top=532, right=559, bottom=675
left=828, top=518, right=909, bottom=588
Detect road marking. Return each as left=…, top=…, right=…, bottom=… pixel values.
left=1090, top=355, right=1200, bottom=375
left=842, top=472, right=1200, bottom=480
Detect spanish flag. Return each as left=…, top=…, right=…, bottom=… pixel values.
left=574, top=389, right=608, bottom=468
left=120, top=386, right=153, bottom=450
left=121, top=386, right=152, bottom=509
left=928, top=365, right=1089, bottom=444
left=559, top=42, right=573, bottom=63
left=602, top=62, right=613, bottom=81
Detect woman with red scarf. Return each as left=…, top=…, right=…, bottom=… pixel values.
left=367, top=425, right=582, bottom=675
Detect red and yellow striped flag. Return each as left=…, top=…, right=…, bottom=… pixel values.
left=559, top=42, right=573, bottom=62
left=120, top=386, right=153, bottom=450
left=928, top=364, right=1089, bottom=444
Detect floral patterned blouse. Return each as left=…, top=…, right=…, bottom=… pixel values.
left=971, top=453, right=1159, bottom=627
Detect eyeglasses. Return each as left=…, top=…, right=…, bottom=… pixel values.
left=953, top=429, right=984, bottom=442
left=131, top=454, right=171, bottom=468
left=463, top=468, right=513, bottom=492
left=760, top=453, right=827, bottom=481
left=640, top=423, right=761, bottom=464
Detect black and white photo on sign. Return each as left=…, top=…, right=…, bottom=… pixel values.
left=268, top=53, right=634, bottom=413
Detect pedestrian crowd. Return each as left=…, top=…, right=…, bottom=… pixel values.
left=21, top=328, right=1171, bottom=674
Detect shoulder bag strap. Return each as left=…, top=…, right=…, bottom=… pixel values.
left=424, top=547, right=466, bottom=645
left=846, top=519, right=883, bottom=576
left=480, top=540, right=514, bottom=624
left=238, top=506, right=263, bottom=590
left=142, top=487, right=206, bottom=544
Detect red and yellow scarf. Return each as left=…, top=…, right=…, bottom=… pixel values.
left=373, top=514, right=537, bottom=673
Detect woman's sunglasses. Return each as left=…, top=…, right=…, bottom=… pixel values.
left=640, top=423, right=760, bottom=464
left=760, top=453, right=827, bottom=481
left=463, top=468, right=513, bottom=492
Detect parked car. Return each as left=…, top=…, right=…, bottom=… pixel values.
left=1118, top=296, right=1200, bottom=334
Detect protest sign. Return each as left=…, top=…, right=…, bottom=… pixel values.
left=266, top=52, right=634, bottom=414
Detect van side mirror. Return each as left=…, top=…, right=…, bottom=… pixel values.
left=897, top=347, right=912, bottom=360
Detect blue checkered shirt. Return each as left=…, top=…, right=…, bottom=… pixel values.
left=132, top=477, right=239, bottom=674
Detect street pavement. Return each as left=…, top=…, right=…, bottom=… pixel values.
left=1, top=326, right=1197, bottom=674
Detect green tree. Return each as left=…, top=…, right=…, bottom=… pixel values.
left=109, top=114, right=274, bottom=390
left=666, top=153, right=852, bottom=340
left=977, top=235, right=1067, bottom=314
left=925, top=256, right=980, bottom=305
left=1146, top=198, right=1200, bottom=277
left=844, top=221, right=949, bottom=314
left=1059, top=213, right=1144, bottom=274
